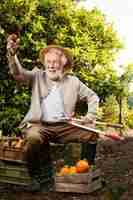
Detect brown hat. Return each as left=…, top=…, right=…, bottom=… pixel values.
left=39, top=45, right=73, bottom=70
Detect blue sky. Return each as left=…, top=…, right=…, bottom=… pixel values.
left=78, top=0, right=133, bottom=67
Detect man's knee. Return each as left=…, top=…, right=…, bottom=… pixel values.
left=22, top=123, right=50, bottom=145
left=24, top=125, right=42, bottom=144
left=26, top=133, right=42, bottom=145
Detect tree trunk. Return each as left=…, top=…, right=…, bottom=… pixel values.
left=119, top=96, right=122, bottom=125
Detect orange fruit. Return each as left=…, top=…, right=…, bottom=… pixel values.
left=11, top=140, right=17, bottom=147
left=69, top=166, right=77, bottom=175
left=59, top=166, right=70, bottom=176
left=76, top=160, right=90, bottom=173
left=10, top=33, right=18, bottom=42
left=15, top=139, right=24, bottom=148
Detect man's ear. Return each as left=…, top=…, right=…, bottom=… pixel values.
left=61, top=54, right=68, bottom=68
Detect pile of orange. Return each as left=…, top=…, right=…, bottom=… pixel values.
left=2, top=138, right=25, bottom=148
left=11, top=139, right=25, bottom=148
left=57, top=159, right=91, bottom=176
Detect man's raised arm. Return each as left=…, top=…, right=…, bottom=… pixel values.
left=7, top=34, right=34, bottom=85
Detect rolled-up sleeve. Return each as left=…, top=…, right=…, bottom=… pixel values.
left=7, top=53, right=35, bottom=85
left=79, top=81, right=99, bottom=118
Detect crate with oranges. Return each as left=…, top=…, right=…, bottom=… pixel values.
left=0, top=137, right=26, bottom=163
left=55, top=160, right=102, bottom=193
left=56, top=159, right=91, bottom=176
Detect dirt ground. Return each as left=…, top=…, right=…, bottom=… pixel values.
left=0, top=130, right=133, bottom=200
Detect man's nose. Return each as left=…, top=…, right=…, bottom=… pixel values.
left=49, top=62, right=56, bottom=68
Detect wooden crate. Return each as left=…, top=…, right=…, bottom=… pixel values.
left=0, top=160, right=31, bottom=186
left=55, top=169, right=102, bottom=194
left=0, top=147, right=25, bottom=163
left=0, top=140, right=102, bottom=193
left=0, top=160, right=102, bottom=194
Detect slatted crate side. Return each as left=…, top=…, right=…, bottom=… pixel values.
left=0, top=165, right=29, bottom=178
left=55, top=169, right=102, bottom=194
left=55, top=169, right=101, bottom=184
left=0, top=147, right=25, bottom=163
left=55, top=180, right=102, bottom=194
left=55, top=182, right=91, bottom=193
left=55, top=172, right=90, bottom=184
left=0, top=161, right=31, bottom=186
left=0, top=175, right=31, bottom=186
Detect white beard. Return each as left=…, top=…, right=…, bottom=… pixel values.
left=45, top=69, right=63, bottom=81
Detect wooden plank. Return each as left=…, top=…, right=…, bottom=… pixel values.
left=0, top=147, right=23, bottom=156
left=0, top=147, right=24, bottom=153
left=0, top=161, right=31, bottom=185
left=0, top=176, right=31, bottom=186
left=0, top=166, right=29, bottom=178
left=55, top=179, right=102, bottom=194
left=55, top=169, right=101, bottom=184
left=0, top=158, right=25, bottom=164
left=0, top=147, right=25, bottom=163
left=55, top=182, right=90, bottom=193
left=0, top=161, right=30, bottom=183
left=55, top=173, right=90, bottom=184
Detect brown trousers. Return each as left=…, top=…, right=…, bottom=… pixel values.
left=23, top=121, right=98, bottom=144
left=22, top=122, right=98, bottom=181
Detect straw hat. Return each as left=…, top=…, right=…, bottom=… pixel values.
left=39, top=45, right=73, bottom=70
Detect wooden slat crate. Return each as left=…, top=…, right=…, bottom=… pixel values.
left=0, top=137, right=26, bottom=163
left=0, top=138, right=102, bottom=193
left=0, top=160, right=31, bottom=186
left=0, top=147, right=25, bottom=163
left=0, top=160, right=102, bottom=194
left=55, top=169, right=102, bottom=193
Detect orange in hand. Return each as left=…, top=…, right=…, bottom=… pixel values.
left=9, top=33, right=18, bottom=42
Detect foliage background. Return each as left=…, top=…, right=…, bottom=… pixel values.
left=1, top=0, right=130, bottom=135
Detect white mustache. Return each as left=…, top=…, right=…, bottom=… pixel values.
left=46, top=69, right=63, bottom=81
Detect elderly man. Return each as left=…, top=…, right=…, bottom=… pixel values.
left=7, top=34, right=99, bottom=192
